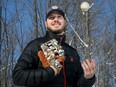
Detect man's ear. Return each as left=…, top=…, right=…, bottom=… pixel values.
left=45, top=21, right=47, bottom=27
left=64, top=20, right=66, bottom=25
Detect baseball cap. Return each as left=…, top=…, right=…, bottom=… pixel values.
left=46, top=6, right=65, bottom=20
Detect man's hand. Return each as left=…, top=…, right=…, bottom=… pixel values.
left=81, top=59, right=96, bottom=79
left=38, top=51, right=63, bottom=74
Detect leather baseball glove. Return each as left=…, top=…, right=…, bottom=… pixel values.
left=38, top=39, right=65, bottom=74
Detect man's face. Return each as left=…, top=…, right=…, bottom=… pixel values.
left=45, top=11, right=66, bottom=34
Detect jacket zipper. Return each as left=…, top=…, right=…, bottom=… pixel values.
left=59, top=35, right=66, bottom=87
left=63, top=62, right=66, bottom=87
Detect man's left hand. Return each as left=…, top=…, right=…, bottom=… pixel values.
left=81, top=59, right=96, bottom=79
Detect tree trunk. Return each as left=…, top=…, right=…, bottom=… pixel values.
left=33, top=0, right=38, bottom=38
left=0, top=0, right=2, bottom=86
left=85, top=12, right=91, bottom=60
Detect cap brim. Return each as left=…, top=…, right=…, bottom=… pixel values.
left=46, top=9, right=65, bottom=19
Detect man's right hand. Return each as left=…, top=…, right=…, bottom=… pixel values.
left=50, top=66, right=58, bottom=75
left=38, top=51, right=63, bottom=75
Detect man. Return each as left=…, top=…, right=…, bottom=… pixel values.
left=12, top=6, right=96, bottom=87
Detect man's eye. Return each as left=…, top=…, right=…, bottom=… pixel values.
left=48, top=15, right=63, bottom=20
left=48, top=16, right=55, bottom=20
left=58, top=16, right=63, bottom=19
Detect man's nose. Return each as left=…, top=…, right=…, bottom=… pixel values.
left=54, top=16, right=59, bottom=21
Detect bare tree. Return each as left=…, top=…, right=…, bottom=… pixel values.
left=0, top=0, right=2, bottom=86
left=0, top=0, right=115, bottom=87
left=33, top=0, right=38, bottom=38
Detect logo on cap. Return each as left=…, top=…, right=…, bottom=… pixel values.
left=52, top=6, right=59, bottom=9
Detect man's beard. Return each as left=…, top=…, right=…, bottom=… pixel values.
left=48, top=28, right=65, bottom=35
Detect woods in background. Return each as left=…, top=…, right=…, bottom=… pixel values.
left=0, top=0, right=116, bottom=87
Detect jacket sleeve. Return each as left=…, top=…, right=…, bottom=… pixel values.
left=75, top=52, right=96, bottom=87
left=12, top=41, right=55, bottom=86
left=78, top=75, right=96, bottom=87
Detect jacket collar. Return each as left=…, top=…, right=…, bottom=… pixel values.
left=45, top=31, right=65, bottom=44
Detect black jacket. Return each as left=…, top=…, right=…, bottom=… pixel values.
left=12, top=31, right=96, bottom=87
